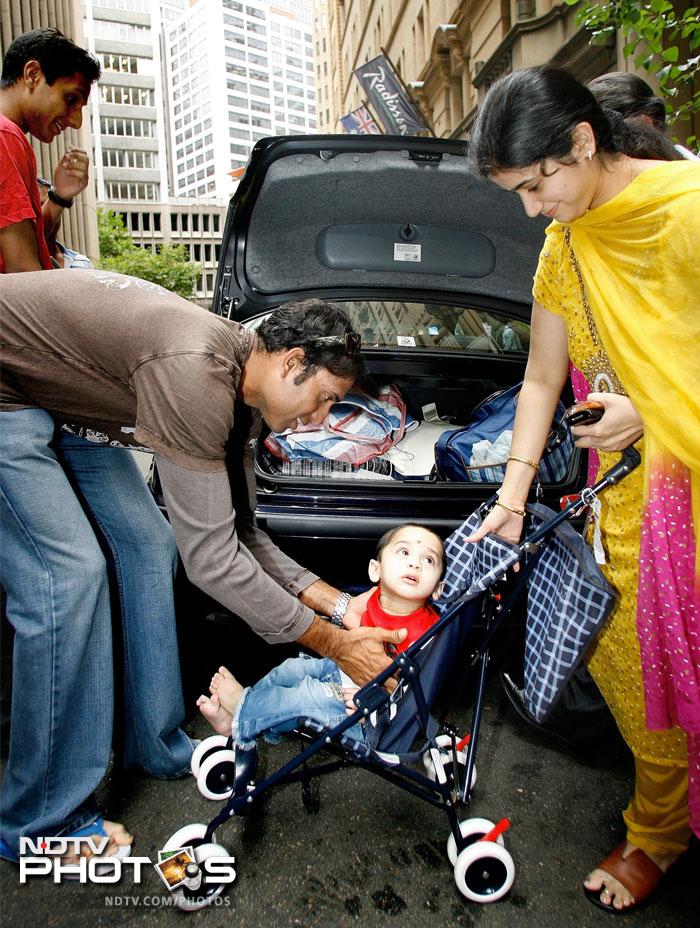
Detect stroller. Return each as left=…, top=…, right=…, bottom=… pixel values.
left=162, top=447, right=640, bottom=911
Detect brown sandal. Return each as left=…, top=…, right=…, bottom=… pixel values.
left=583, top=841, right=663, bottom=914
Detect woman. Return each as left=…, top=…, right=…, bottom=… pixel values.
left=467, top=66, right=699, bottom=913
left=588, top=71, right=699, bottom=161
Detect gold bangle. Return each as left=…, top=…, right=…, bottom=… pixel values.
left=508, top=455, right=539, bottom=469
left=495, top=499, right=526, bottom=517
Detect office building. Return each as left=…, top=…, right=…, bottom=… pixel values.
left=164, top=0, right=317, bottom=199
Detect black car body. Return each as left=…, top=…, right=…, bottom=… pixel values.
left=212, top=135, right=583, bottom=586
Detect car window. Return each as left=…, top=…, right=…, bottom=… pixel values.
left=333, top=300, right=529, bottom=354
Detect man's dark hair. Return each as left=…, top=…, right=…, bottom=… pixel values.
left=256, top=298, right=363, bottom=384
left=375, top=524, right=446, bottom=580
left=1, top=28, right=101, bottom=88
left=469, top=65, right=681, bottom=177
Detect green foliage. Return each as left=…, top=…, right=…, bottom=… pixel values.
left=565, top=0, right=699, bottom=138
left=96, top=209, right=201, bottom=299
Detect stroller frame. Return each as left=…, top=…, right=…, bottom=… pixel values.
left=168, top=446, right=641, bottom=910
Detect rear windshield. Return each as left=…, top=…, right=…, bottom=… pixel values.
left=329, top=300, right=529, bottom=355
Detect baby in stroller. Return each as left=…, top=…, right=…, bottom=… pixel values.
left=196, top=524, right=445, bottom=747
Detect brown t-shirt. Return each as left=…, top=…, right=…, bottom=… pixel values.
left=0, top=268, right=317, bottom=641
left=0, top=268, right=245, bottom=471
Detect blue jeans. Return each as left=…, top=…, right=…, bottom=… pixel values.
left=233, top=654, right=366, bottom=748
left=0, top=411, right=190, bottom=853
left=58, top=431, right=192, bottom=778
left=0, top=410, right=112, bottom=851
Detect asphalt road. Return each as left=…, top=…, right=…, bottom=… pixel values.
left=1, top=665, right=695, bottom=928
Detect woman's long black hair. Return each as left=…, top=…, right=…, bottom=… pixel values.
left=469, top=66, right=681, bottom=177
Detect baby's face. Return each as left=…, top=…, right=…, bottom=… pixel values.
left=375, top=527, right=444, bottom=604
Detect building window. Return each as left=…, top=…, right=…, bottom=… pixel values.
left=100, top=116, right=155, bottom=138
left=101, top=53, right=139, bottom=74
left=105, top=181, right=159, bottom=201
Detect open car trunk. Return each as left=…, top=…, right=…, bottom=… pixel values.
left=211, top=135, right=584, bottom=580
left=252, top=341, right=581, bottom=542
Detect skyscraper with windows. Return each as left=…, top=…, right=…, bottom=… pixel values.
left=165, top=0, right=317, bottom=199
left=83, top=0, right=175, bottom=205
left=81, top=0, right=317, bottom=304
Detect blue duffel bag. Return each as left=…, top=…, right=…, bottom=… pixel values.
left=434, top=382, right=573, bottom=483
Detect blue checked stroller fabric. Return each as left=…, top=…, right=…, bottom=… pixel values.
left=438, top=508, right=521, bottom=604
left=521, top=503, right=616, bottom=722
left=436, top=503, right=615, bottom=723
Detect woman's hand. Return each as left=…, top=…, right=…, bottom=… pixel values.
left=571, top=392, right=643, bottom=452
left=464, top=503, right=524, bottom=546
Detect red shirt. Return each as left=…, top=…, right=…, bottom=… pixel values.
left=361, top=586, right=439, bottom=653
left=0, top=114, right=53, bottom=273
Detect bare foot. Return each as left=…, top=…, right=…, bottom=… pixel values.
left=197, top=692, right=234, bottom=737
left=62, top=819, right=133, bottom=865
left=209, top=666, right=244, bottom=715
left=584, top=841, right=676, bottom=910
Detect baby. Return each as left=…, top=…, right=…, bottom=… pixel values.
left=197, top=523, right=445, bottom=747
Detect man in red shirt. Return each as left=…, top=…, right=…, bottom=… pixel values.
left=0, top=28, right=98, bottom=272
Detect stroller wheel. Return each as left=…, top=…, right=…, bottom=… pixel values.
left=447, top=817, right=504, bottom=867
left=424, top=735, right=476, bottom=791
left=171, top=841, right=230, bottom=912
left=453, top=841, right=514, bottom=903
left=191, top=735, right=229, bottom=777
left=162, top=823, right=210, bottom=853
left=197, top=749, right=237, bottom=800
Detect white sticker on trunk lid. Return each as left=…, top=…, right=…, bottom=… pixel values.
left=394, top=242, right=422, bottom=262
left=397, top=335, right=416, bottom=347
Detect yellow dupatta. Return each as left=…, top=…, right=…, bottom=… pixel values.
left=566, top=160, right=700, bottom=572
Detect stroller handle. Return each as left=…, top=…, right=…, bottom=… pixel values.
left=596, top=443, right=641, bottom=488
left=526, top=444, right=641, bottom=547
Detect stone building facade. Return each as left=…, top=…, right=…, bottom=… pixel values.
left=316, top=0, right=696, bottom=144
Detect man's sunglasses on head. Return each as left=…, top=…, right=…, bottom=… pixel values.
left=307, top=333, right=362, bottom=355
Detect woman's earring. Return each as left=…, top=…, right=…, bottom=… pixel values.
left=587, top=149, right=593, bottom=161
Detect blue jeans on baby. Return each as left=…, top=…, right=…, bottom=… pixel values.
left=233, top=654, right=366, bottom=749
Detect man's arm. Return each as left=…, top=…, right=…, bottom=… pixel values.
left=155, top=454, right=404, bottom=686
left=0, top=219, right=43, bottom=272
left=156, top=454, right=314, bottom=643
left=297, top=616, right=405, bottom=689
left=43, top=147, right=89, bottom=243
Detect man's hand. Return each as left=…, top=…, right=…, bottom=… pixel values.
left=333, top=625, right=407, bottom=690
left=297, top=616, right=406, bottom=691
left=343, top=587, right=374, bottom=629
left=52, top=147, right=90, bottom=201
